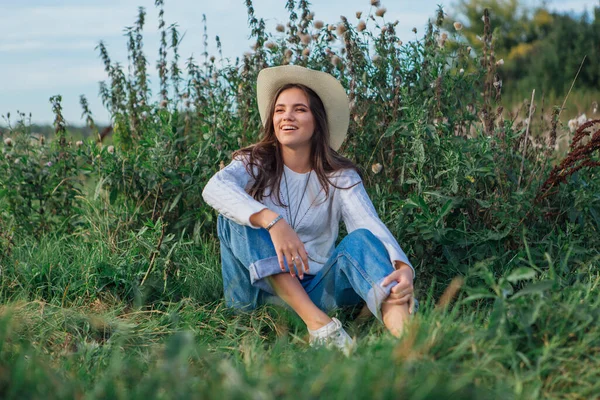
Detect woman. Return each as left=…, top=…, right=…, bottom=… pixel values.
left=202, top=65, right=416, bottom=353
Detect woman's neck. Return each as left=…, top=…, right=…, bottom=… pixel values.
left=281, top=146, right=312, bottom=173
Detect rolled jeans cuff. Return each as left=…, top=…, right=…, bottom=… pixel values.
left=249, top=256, right=283, bottom=295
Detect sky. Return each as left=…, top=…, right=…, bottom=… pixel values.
left=0, top=0, right=595, bottom=126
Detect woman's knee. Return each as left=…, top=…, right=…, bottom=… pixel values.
left=339, top=229, right=381, bottom=251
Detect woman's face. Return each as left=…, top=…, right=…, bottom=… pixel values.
left=272, top=87, right=315, bottom=151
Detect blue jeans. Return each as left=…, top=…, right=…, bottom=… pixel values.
left=217, top=215, right=404, bottom=322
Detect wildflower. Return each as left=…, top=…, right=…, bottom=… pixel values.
left=4, top=137, right=13, bottom=146
left=160, top=99, right=168, bottom=108
left=397, top=40, right=403, bottom=46
left=219, top=160, right=225, bottom=170
left=328, top=24, right=336, bottom=31
left=381, top=25, right=388, bottom=33
left=276, top=24, right=285, bottom=32
left=300, top=34, right=311, bottom=45
left=107, top=145, right=115, bottom=154
left=496, top=59, right=504, bottom=66
left=285, top=49, right=293, bottom=59
left=493, top=80, right=502, bottom=89
left=466, top=175, right=475, bottom=183
left=568, top=118, right=578, bottom=133
left=308, top=12, right=315, bottom=21
left=412, top=27, right=417, bottom=34
left=141, top=111, right=148, bottom=120
left=356, top=11, right=362, bottom=18
left=209, top=56, right=215, bottom=63
left=302, top=47, right=310, bottom=57
left=481, top=15, right=485, bottom=22
left=371, top=163, right=383, bottom=174
left=438, top=32, right=448, bottom=48
left=466, top=46, right=472, bottom=53
left=577, top=113, right=587, bottom=126
left=372, top=54, right=381, bottom=63
left=476, top=35, right=483, bottom=42
left=370, top=0, right=380, bottom=6
left=14, top=158, right=20, bottom=165
left=453, top=21, right=463, bottom=31
left=76, top=140, right=83, bottom=148
left=336, top=23, right=347, bottom=36
left=46, top=161, right=53, bottom=167
left=314, top=20, right=324, bottom=29
left=430, top=81, right=436, bottom=89
left=265, top=41, right=276, bottom=49
left=39, top=136, right=45, bottom=145
left=459, top=68, right=464, bottom=74
left=375, top=7, right=387, bottom=17
left=357, top=20, right=367, bottom=32
left=592, top=101, right=598, bottom=114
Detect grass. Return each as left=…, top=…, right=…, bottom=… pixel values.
left=1, top=231, right=600, bottom=399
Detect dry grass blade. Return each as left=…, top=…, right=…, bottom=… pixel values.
left=436, top=277, right=464, bottom=310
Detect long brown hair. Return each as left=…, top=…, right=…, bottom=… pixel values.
left=233, top=83, right=361, bottom=206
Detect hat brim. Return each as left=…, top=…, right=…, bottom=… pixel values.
left=257, top=65, right=349, bottom=151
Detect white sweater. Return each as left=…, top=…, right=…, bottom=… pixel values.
left=202, top=158, right=414, bottom=277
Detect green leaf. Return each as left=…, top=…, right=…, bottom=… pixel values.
left=168, top=191, right=183, bottom=213
left=109, top=188, right=118, bottom=205
left=511, top=280, right=554, bottom=299
left=506, top=267, right=537, bottom=283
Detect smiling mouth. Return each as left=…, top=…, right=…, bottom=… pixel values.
left=281, top=125, right=298, bottom=131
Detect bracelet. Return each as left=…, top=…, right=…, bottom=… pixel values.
left=265, top=215, right=283, bottom=231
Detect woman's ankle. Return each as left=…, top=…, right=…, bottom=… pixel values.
left=305, top=313, right=333, bottom=331
left=381, top=303, right=410, bottom=338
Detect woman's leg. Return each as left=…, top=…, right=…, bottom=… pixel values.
left=303, top=229, right=413, bottom=337
left=268, top=274, right=331, bottom=330
left=218, top=215, right=331, bottom=329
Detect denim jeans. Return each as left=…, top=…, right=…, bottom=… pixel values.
left=217, top=215, right=408, bottom=321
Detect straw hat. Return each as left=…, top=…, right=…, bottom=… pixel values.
left=256, top=65, right=349, bottom=151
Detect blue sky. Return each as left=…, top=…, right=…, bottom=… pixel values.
left=0, top=0, right=594, bottom=126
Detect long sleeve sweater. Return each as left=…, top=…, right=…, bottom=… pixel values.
left=202, top=158, right=414, bottom=277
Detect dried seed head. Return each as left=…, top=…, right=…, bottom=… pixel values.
left=381, top=25, right=388, bottom=33
left=496, top=58, right=504, bottom=66
left=314, top=20, right=324, bottom=29
left=592, top=101, right=598, bottom=114
left=375, top=7, right=387, bottom=17
left=493, top=79, right=502, bottom=89
left=265, top=41, right=276, bottom=49
left=185, top=100, right=191, bottom=108
left=356, top=11, right=362, bottom=19
left=328, top=24, right=336, bottom=31
left=453, top=21, right=463, bottom=31
left=160, top=99, right=168, bottom=108
left=372, top=54, right=381, bottom=63
left=412, top=27, right=417, bottom=34
left=219, top=160, right=225, bottom=170
left=357, top=20, right=367, bottom=32
left=302, top=47, right=310, bottom=57
left=209, top=56, right=215, bottom=63
left=336, top=23, right=347, bottom=36
left=300, top=34, right=311, bottom=45
left=76, top=140, right=83, bottom=147
left=276, top=24, right=285, bottom=32
left=107, top=145, right=115, bottom=154
left=370, top=0, right=380, bottom=6
left=39, top=136, right=45, bottom=145
left=397, top=39, right=403, bottom=46
left=459, top=68, right=465, bottom=74
left=332, top=55, right=342, bottom=66
left=441, top=32, right=448, bottom=40
left=3, top=138, right=13, bottom=146
left=466, top=46, right=472, bottom=53
left=285, top=49, right=293, bottom=58
left=371, top=163, right=383, bottom=174
left=308, top=12, right=315, bottom=21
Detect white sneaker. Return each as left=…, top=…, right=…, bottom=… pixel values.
left=308, top=317, right=354, bottom=356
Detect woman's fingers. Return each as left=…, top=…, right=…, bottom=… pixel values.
left=276, top=250, right=286, bottom=272
left=384, top=293, right=412, bottom=305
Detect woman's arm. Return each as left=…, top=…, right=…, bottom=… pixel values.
left=338, top=170, right=415, bottom=279
left=202, top=158, right=267, bottom=228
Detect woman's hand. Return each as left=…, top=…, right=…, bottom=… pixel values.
left=381, top=262, right=416, bottom=313
left=268, top=219, right=310, bottom=279
left=249, top=209, right=309, bottom=279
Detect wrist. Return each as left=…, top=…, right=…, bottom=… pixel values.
left=250, top=208, right=280, bottom=229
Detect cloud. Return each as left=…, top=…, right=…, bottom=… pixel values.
left=0, top=63, right=108, bottom=91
